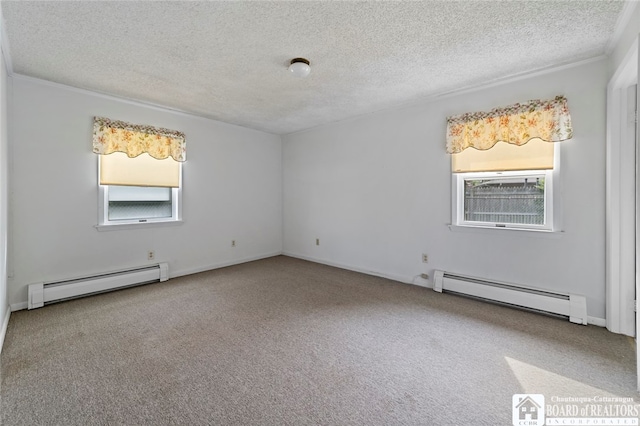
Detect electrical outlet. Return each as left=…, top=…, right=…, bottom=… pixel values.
left=422, top=254, right=428, bottom=263
left=420, top=273, right=429, bottom=280
left=316, top=238, right=320, bottom=246
left=232, top=240, right=236, bottom=247
left=148, top=251, right=155, bottom=261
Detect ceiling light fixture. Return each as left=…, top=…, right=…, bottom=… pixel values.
left=289, top=58, right=311, bottom=78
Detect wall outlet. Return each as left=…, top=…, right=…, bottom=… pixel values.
left=148, top=250, right=155, bottom=261
left=420, top=273, right=429, bottom=280
left=316, top=238, right=320, bottom=246
left=422, top=254, right=428, bottom=263
left=232, top=240, right=236, bottom=247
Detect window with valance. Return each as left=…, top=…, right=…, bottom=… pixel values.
left=93, top=117, right=186, bottom=228
left=446, top=96, right=573, bottom=154
left=93, top=116, right=186, bottom=161
left=447, top=96, right=573, bottom=231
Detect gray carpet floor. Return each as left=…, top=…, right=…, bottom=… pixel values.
left=1, top=256, right=637, bottom=425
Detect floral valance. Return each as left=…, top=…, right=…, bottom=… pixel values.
left=446, top=96, right=573, bottom=154
left=92, top=117, right=186, bottom=162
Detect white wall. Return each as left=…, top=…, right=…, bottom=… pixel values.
left=283, top=59, right=608, bottom=319
left=8, top=77, right=282, bottom=307
left=0, top=25, right=9, bottom=347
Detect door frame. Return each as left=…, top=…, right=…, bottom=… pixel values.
left=606, top=35, right=638, bottom=337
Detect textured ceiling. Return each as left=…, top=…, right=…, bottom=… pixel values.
left=1, top=1, right=626, bottom=135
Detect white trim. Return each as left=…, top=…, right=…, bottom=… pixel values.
left=170, top=252, right=283, bottom=278
left=4, top=253, right=603, bottom=327
left=281, top=251, right=428, bottom=287
left=605, top=1, right=640, bottom=55
left=95, top=219, right=184, bottom=232
left=587, top=316, right=607, bottom=328
left=610, top=37, right=639, bottom=87
left=448, top=224, right=563, bottom=239
left=606, top=77, right=623, bottom=334
left=0, top=7, right=13, bottom=75
left=8, top=252, right=284, bottom=310
left=10, top=301, right=26, bottom=311
left=605, top=35, right=638, bottom=336
left=11, top=74, right=277, bottom=136
left=451, top=169, right=554, bottom=232
left=637, top=38, right=640, bottom=392
left=97, top=185, right=182, bottom=230
left=431, top=56, right=607, bottom=101
left=0, top=3, right=10, bottom=357
left=97, top=156, right=183, bottom=230
left=286, top=55, right=607, bottom=137
left=551, top=141, right=564, bottom=232
left=8, top=55, right=607, bottom=139
left=0, top=307, right=10, bottom=354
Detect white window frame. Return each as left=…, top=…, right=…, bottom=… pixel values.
left=96, top=159, right=183, bottom=231
left=451, top=169, right=554, bottom=232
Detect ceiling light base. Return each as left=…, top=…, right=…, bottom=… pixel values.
left=289, top=58, right=311, bottom=78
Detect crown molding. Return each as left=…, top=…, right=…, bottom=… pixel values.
left=0, top=5, right=13, bottom=75
left=11, top=73, right=278, bottom=136
left=429, top=55, right=607, bottom=101
left=286, top=54, right=607, bottom=137
left=605, top=0, right=639, bottom=56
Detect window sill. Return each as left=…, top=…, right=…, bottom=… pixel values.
left=448, top=224, right=563, bottom=239
left=95, top=220, right=183, bottom=232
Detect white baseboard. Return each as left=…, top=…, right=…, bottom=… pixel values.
left=6, top=252, right=607, bottom=330
left=0, top=307, right=10, bottom=354
left=8, top=252, right=284, bottom=311
left=171, top=251, right=283, bottom=278
left=282, top=253, right=611, bottom=326
left=282, top=251, right=431, bottom=289
left=10, top=302, right=27, bottom=311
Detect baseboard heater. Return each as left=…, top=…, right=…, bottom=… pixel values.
left=27, top=263, right=169, bottom=309
left=433, top=270, right=587, bottom=325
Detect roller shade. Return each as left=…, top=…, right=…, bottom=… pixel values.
left=100, top=152, right=181, bottom=188
left=452, top=138, right=554, bottom=173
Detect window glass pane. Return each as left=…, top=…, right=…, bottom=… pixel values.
left=108, top=186, right=171, bottom=202
left=107, top=186, right=172, bottom=221
left=464, top=176, right=545, bottom=225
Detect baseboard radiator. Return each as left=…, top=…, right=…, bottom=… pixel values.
left=28, top=263, right=169, bottom=309
left=433, top=270, right=587, bottom=325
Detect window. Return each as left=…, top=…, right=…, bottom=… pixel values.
left=446, top=96, right=572, bottom=232
left=97, top=153, right=182, bottom=227
left=451, top=138, right=556, bottom=231
left=107, top=186, right=173, bottom=221
left=92, top=117, right=186, bottom=229
left=453, top=169, right=553, bottom=230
